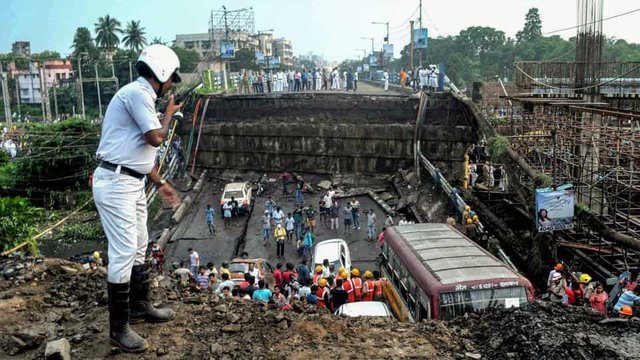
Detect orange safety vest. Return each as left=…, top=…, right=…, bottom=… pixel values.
left=362, top=279, right=375, bottom=301
left=343, top=278, right=354, bottom=302
left=373, top=279, right=384, bottom=298
left=313, top=273, right=321, bottom=286
left=351, top=277, right=363, bottom=301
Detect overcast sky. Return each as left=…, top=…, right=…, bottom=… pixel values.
left=2, top=0, right=639, bottom=62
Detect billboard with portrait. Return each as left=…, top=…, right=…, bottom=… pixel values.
left=413, top=28, right=428, bottom=49
left=255, top=51, right=265, bottom=64
left=220, top=40, right=235, bottom=59
left=535, top=187, right=575, bottom=232
left=383, top=44, right=394, bottom=58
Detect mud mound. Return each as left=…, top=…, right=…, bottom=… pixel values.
left=1, top=256, right=639, bottom=359
left=451, top=302, right=640, bottom=360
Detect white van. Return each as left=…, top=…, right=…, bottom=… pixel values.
left=312, top=239, right=351, bottom=276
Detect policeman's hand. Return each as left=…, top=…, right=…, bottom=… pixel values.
left=159, top=183, right=181, bottom=210
left=165, top=95, right=183, bottom=118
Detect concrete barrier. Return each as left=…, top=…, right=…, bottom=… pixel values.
left=171, top=195, right=192, bottom=224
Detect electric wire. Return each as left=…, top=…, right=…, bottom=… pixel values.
left=542, top=7, right=640, bottom=35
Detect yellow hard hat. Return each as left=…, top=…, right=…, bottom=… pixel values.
left=319, top=278, right=328, bottom=287
left=340, top=271, right=349, bottom=279
left=92, top=251, right=100, bottom=259
left=351, top=268, right=360, bottom=277
left=466, top=218, right=473, bottom=224
left=472, top=215, right=478, bottom=221
left=338, top=266, right=345, bottom=274
left=579, top=273, right=592, bottom=284
left=465, top=206, right=471, bottom=211
left=315, top=265, right=323, bottom=273
left=364, top=271, right=373, bottom=279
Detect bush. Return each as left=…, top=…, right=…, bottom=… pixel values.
left=0, top=162, right=18, bottom=190
left=0, top=197, right=43, bottom=252
left=54, top=222, right=103, bottom=242
left=486, top=135, right=510, bottom=163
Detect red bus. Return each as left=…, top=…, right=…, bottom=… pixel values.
left=380, top=223, right=534, bottom=321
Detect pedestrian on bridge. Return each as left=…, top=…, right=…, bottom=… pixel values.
left=294, top=70, right=302, bottom=91
left=381, top=68, right=389, bottom=92
left=92, top=44, right=181, bottom=352
left=274, top=223, right=287, bottom=259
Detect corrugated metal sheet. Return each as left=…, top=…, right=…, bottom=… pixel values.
left=394, top=223, right=519, bottom=284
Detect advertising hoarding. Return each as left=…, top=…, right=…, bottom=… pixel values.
left=535, top=187, right=575, bottom=232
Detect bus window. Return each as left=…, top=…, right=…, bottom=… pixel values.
left=418, top=299, right=430, bottom=321
left=439, top=287, right=527, bottom=320
left=407, top=294, right=417, bottom=319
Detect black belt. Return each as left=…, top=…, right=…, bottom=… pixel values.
left=99, top=161, right=145, bottom=179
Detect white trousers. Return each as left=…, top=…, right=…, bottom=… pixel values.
left=331, top=78, right=338, bottom=90
left=383, top=80, right=389, bottom=91
left=92, top=166, right=148, bottom=283
left=315, top=79, right=322, bottom=90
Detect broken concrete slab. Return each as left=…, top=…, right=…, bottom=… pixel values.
left=317, top=180, right=332, bottom=190
left=171, top=195, right=192, bottom=224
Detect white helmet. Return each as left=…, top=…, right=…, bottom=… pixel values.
left=137, top=44, right=181, bottom=83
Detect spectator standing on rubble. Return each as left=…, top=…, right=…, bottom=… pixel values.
left=384, top=212, right=394, bottom=228
left=295, top=176, right=305, bottom=204
left=205, top=204, right=215, bottom=235
left=293, top=206, right=304, bottom=241
left=222, top=201, right=232, bottom=229
left=265, top=196, right=276, bottom=217
left=306, top=205, right=317, bottom=232
left=285, top=213, right=295, bottom=243
left=92, top=45, right=181, bottom=352
left=343, top=203, right=353, bottom=234
left=367, top=209, right=377, bottom=242
left=350, top=197, right=361, bottom=230
left=281, top=170, right=291, bottom=195
left=272, top=206, right=285, bottom=226
left=274, top=223, right=287, bottom=259
left=196, top=266, right=209, bottom=291
left=172, top=262, right=193, bottom=288
left=589, top=283, right=608, bottom=315
left=150, top=242, right=165, bottom=274
left=187, top=248, right=200, bottom=277
left=548, top=272, right=566, bottom=303
left=330, top=201, right=340, bottom=231
left=262, top=210, right=271, bottom=245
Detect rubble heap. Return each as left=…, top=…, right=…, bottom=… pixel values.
left=1, top=256, right=639, bottom=359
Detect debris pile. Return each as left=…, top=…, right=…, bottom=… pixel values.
left=1, top=257, right=639, bottom=359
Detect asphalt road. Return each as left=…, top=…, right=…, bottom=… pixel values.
left=164, top=175, right=392, bottom=274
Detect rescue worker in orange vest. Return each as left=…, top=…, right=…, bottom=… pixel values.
left=350, top=268, right=363, bottom=301
left=361, top=271, right=375, bottom=301
left=312, top=265, right=323, bottom=286
left=316, top=278, right=331, bottom=308
left=341, top=270, right=354, bottom=302
left=372, top=270, right=384, bottom=301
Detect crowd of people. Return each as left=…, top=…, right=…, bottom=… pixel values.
left=545, top=263, right=640, bottom=318
left=239, top=68, right=360, bottom=94
left=170, top=255, right=387, bottom=313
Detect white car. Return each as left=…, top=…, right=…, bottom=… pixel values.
left=312, top=239, right=351, bottom=276
left=334, top=301, right=393, bottom=318
left=220, top=182, right=252, bottom=215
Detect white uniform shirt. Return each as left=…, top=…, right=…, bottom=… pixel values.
left=96, top=77, right=161, bottom=174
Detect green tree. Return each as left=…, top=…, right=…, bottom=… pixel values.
left=516, top=8, right=542, bottom=43
left=71, top=27, right=99, bottom=59
left=171, top=46, right=201, bottom=73
left=94, top=15, right=123, bottom=51
left=0, top=197, right=43, bottom=252
left=122, top=20, right=147, bottom=52
left=229, top=48, right=257, bottom=71
left=32, top=50, right=61, bottom=62
left=151, top=37, right=167, bottom=45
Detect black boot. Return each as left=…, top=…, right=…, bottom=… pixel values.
left=130, top=264, right=175, bottom=323
left=107, top=282, right=148, bottom=352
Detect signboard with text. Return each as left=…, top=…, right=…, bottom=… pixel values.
left=368, top=55, right=378, bottom=66
left=535, top=186, right=575, bottom=232
left=220, top=40, right=236, bottom=59
left=413, top=28, right=428, bottom=49
left=255, top=51, right=265, bottom=64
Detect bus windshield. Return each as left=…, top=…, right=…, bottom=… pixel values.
left=439, top=287, right=528, bottom=320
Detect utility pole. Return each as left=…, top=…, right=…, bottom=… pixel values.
left=419, top=0, right=424, bottom=67
left=94, top=63, right=102, bottom=118
left=128, top=58, right=133, bottom=83
left=52, top=85, right=58, bottom=120
left=410, top=20, right=415, bottom=72
left=77, top=57, right=86, bottom=119
left=0, top=61, right=12, bottom=128
left=111, top=61, right=119, bottom=90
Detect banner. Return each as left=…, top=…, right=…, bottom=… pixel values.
left=220, top=40, right=235, bottom=59
left=535, top=187, right=575, bottom=232
left=362, top=64, right=369, bottom=72
left=270, top=56, right=281, bottom=68
left=369, top=55, right=378, bottom=66
left=383, top=44, right=394, bottom=58
left=413, top=28, right=428, bottom=49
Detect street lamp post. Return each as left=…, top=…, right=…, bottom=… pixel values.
left=360, top=37, right=374, bottom=53
left=355, top=49, right=367, bottom=61
left=371, top=21, right=389, bottom=44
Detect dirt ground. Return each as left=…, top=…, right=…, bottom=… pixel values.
left=2, top=257, right=639, bottom=360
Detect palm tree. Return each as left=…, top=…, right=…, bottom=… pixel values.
left=71, top=27, right=96, bottom=58
left=122, top=20, right=147, bottom=52
left=94, top=15, right=123, bottom=52
left=151, top=37, right=166, bottom=46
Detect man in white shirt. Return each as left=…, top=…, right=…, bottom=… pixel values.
left=382, top=69, right=389, bottom=92
left=92, top=45, right=181, bottom=352
left=188, top=248, right=200, bottom=276
left=353, top=71, right=358, bottom=91
left=419, top=66, right=428, bottom=91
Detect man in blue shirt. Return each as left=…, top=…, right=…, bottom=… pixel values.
left=205, top=204, right=215, bottom=234
left=215, top=273, right=236, bottom=295
left=252, top=279, right=272, bottom=303
left=613, top=288, right=640, bottom=316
